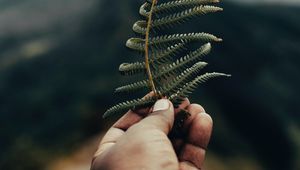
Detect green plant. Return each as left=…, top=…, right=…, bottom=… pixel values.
left=103, top=0, right=230, bottom=119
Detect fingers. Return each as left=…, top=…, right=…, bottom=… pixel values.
left=113, top=97, right=190, bottom=131
left=112, top=108, right=148, bottom=131
left=174, top=98, right=190, bottom=114
left=187, top=111, right=213, bottom=149
left=95, top=92, right=154, bottom=159
left=94, top=108, right=149, bottom=158
left=179, top=142, right=206, bottom=169
left=94, top=99, right=175, bottom=167
left=178, top=104, right=213, bottom=169
left=179, top=161, right=201, bottom=170
left=184, top=104, right=206, bottom=130
left=113, top=92, right=154, bottom=130
left=135, top=99, right=175, bottom=134
left=172, top=104, right=205, bottom=151
left=94, top=128, right=124, bottom=157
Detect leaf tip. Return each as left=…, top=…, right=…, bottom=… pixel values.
left=217, top=38, right=223, bottom=42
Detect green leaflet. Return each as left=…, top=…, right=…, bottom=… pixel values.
left=153, top=5, right=223, bottom=29
left=115, top=80, right=149, bottom=94
left=104, top=0, right=229, bottom=119
left=140, top=0, right=220, bottom=17
left=126, top=32, right=221, bottom=51
left=103, top=96, right=157, bottom=118
left=170, top=72, right=231, bottom=106
left=159, top=61, right=208, bottom=96
left=134, top=5, right=222, bottom=34
left=150, top=32, right=222, bottom=45
left=154, top=43, right=211, bottom=78
left=119, top=62, right=146, bottom=76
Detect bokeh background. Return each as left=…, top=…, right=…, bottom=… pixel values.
left=0, top=0, right=299, bottom=169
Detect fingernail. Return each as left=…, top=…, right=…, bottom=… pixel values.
left=153, top=99, right=170, bottom=112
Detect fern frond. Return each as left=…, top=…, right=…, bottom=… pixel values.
left=140, top=0, right=220, bottom=17
left=135, top=6, right=222, bottom=34
left=103, top=96, right=157, bottom=118
left=116, top=43, right=211, bottom=93
left=152, top=6, right=222, bottom=30
left=139, top=2, right=152, bottom=18
left=115, top=80, right=149, bottom=94
left=154, top=43, right=211, bottom=78
left=151, top=41, right=187, bottom=66
left=116, top=43, right=211, bottom=94
left=104, top=0, right=229, bottom=119
left=126, top=33, right=221, bottom=51
left=132, top=20, right=147, bottom=35
left=170, top=72, right=231, bottom=105
left=114, top=73, right=230, bottom=109
left=119, top=62, right=146, bottom=76
left=155, top=0, right=220, bottom=14
left=159, top=61, right=208, bottom=96
left=150, top=33, right=222, bottom=46
left=126, top=38, right=145, bottom=51
left=120, top=42, right=187, bottom=75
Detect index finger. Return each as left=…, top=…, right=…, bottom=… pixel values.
left=113, top=92, right=154, bottom=130
left=113, top=94, right=190, bottom=130
left=94, top=93, right=154, bottom=158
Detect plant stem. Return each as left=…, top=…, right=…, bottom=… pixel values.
left=145, top=0, right=158, bottom=96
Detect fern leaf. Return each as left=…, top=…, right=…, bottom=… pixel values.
left=103, top=96, right=157, bottom=118
left=154, top=43, right=211, bottom=78
left=104, top=0, right=229, bottom=119
left=133, top=20, right=147, bottom=35
left=151, top=41, right=187, bottom=66
left=120, top=42, right=187, bottom=76
left=115, top=80, right=149, bottom=94
left=152, top=6, right=222, bottom=30
left=140, top=0, right=220, bottom=17
left=159, top=61, right=208, bottom=96
left=119, top=62, right=146, bottom=76
left=135, top=6, right=222, bottom=34
left=155, top=0, right=220, bottom=13
left=116, top=43, right=211, bottom=93
left=116, top=43, right=211, bottom=94
left=139, top=2, right=152, bottom=18
left=150, top=33, right=222, bottom=46
left=126, top=33, right=221, bottom=51
left=170, top=72, right=231, bottom=105
left=126, top=38, right=145, bottom=51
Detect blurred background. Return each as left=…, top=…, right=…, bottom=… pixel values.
left=0, top=0, right=299, bottom=169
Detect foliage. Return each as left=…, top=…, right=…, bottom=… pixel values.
left=104, top=0, right=230, bottom=118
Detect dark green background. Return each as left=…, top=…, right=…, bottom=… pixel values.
left=0, top=0, right=299, bottom=169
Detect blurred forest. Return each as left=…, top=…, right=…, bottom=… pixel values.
left=0, top=0, right=299, bottom=170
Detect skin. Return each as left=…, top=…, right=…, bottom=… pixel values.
left=91, top=96, right=213, bottom=170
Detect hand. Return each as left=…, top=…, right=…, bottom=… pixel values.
left=91, top=98, right=213, bottom=170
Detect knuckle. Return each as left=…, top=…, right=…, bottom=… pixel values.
left=190, top=104, right=205, bottom=113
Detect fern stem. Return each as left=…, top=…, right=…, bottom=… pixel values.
left=145, top=0, right=158, bottom=96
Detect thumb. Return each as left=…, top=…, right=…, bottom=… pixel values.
left=138, top=99, right=175, bottom=134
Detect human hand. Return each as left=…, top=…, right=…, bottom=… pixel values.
left=91, top=98, right=213, bottom=170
